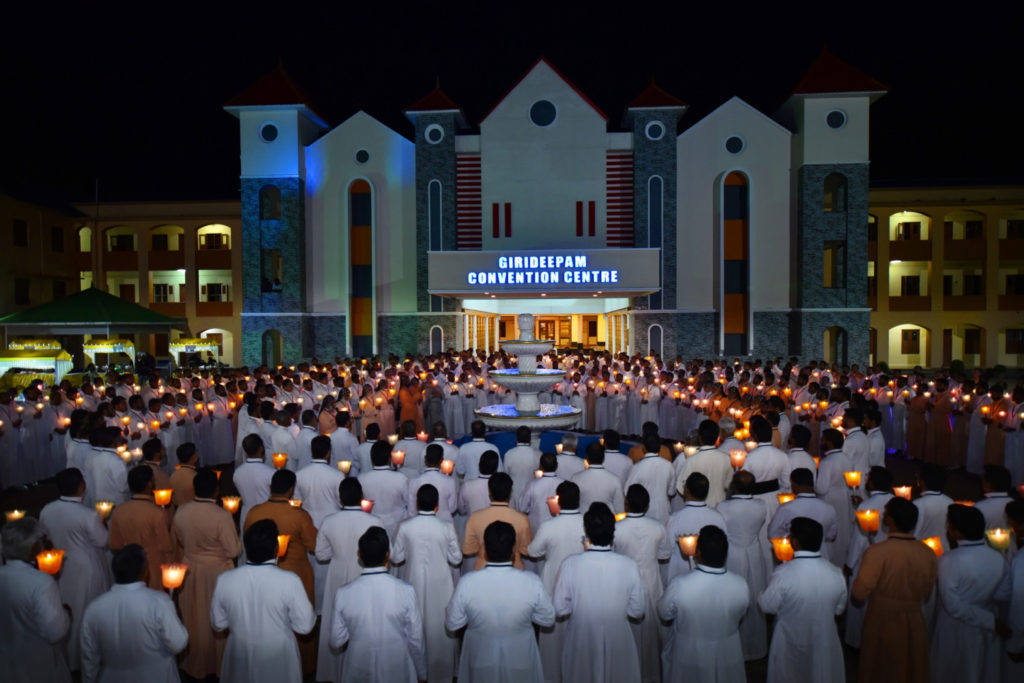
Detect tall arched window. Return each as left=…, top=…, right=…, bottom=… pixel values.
left=429, top=325, right=444, bottom=355
left=647, top=324, right=663, bottom=359
left=429, top=179, right=444, bottom=312
left=823, top=173, right=847, bottom=213
left=648, top=176, right=663, bottom=309
left=349, top=180, right=373, bottom=357
left=722, top=171, right=749, bottom=355
left=259, top=185, right=281, bottom=220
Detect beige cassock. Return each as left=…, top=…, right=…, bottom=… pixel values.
left=108, top=495, right=176, bottom=592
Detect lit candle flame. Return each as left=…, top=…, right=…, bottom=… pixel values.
left=276, top=534, right=291, bottom=557
left=922, top=536, right=943, bottom=557
left=161, top=563, right=188, bottom=590
left=677, top=534, right=698, bottom=557
left=154, top=489, right=173, bottom=506
left=855, top=509, right=880, bottom=533
left=771, top=537, right=794, bottom=562
left=36, top=549, right=65, bottom=575
left=95, top=501, right=114, bottom=519
left=221, top=496, right=240, bottom=514
left=272, top=452, right=288, bottom=469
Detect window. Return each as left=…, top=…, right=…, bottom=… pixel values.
left=355, top=149, right=369, bottom=164
left=1008, top=220, right=1024, bottom=239
left=529, top=100, right=557, bottom=127
left=424, top=124, right=445, bottom=144
left=1007, top=274, right=1024, bottom=295
left=826, top=110, right=847, bottom=129
left=1006, top=329, right=1024, bottom=354
left=259, top=186, right=281, bottom=220
left=14, top=278, right=29, bottom=305
left=901, top=275, right=921, bottom=297
left=724, top=136, right=744, bottom=154
left=964, top=328, right=981, bottom=355
left=429, top=180, right=442, bottom=251
left=943, top=275, right=953, bottom=297
left=901, top=329, right=920, bottom=354
left=499, top=321, right=507, bottom=338
left=896, top=222, right=922, bottom=241
left=259, top=123, right=278, bottom=143
left=110, top=234, right=134, bottom=251
left=645, top=120, right=665, bottom=141
left=51, top=226, right=64, bottom=252
left=965, top=220, right=983, bottom=239
left=823, top=173, right=847, bottom=213
left=153, top=284, right=170, bottom=303
left=200, top=233, right=225, bottom=250
left=151, top=234, right=169, bottom=251
left=13, top=220, right=28, bottom=247
left=964, top=274, right=983, bottom=296
left=867, top=217, right=878, bottom=241
left=823, top=241, right=845, bottom=288
left=206, top=283, right=227, bottom=302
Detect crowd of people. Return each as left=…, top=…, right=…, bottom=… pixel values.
left=0, top=349, right=1023, bottom=683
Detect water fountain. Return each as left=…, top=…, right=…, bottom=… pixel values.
left=474, top=313, right=582, bottom=432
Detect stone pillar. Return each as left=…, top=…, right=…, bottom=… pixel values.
left=484, top=316, right=490, bottom=353
left=463, top=313, right=469, bottom=350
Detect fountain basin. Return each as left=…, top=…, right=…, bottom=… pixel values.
left=474, top=403, right=581, bottom=429
left=489, top=369, right=563, bottom=395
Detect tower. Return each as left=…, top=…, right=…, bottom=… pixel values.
left=224, top=66, right=328, bottom=366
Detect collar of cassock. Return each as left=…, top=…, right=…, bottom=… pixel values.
left=587, top=544, right=612, bottom=552
left=59, top=496, right=83, bottom=503
left=417, top=511, right=437, bottom=516
left=486, top=561, right=514, bottom=568
left=985, top=492, right=1009, bottom=498
left=793, top=550, right=822, bottom=559
left=696, top=564, right=726, bottom=574
left=685, top=501, right=707, bottom=507
left=823, top=449, right=842, bottom=457
left=247, top=558, right=278, bottom=567
left=796, top=493, right=816, bottom=499
left=361, top=566, right=388, bottom=575
left=559, top=509, right=580, bottom=515
left=698, top=445, right=716, bottom=452
left=730, top=494, right=753, bottom=500
left=194, top=497, right=217, bottom=504
left=132, top=495, right=154, bottom=503
left=542, top=472, right=557, bottom=477
left=869, top=491, right=890, bottom=498
left=246, top=458, right=263, bottom=463
left=956, top=539, right=985, bottom=548
left=922, top=491, right=942, bottom=496
left=112, top=581, right=147, bottom=591
left=643, top=453, right=660, bottom=459
left=626, top=512, right=644, bottom=518
left=372, top=466, right=390, bottom=470
left=342, top=505, right=364, bottom=511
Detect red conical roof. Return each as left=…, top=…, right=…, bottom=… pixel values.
left=224, top=65, right=327, bottom=124
left=405, top=84, right=461, bottom=113
left=627, top=80, right=687, bottom=109
left=792, top=49, right=888, bottom=96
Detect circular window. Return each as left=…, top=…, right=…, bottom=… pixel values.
left=725, top=136, right=744, bottom=154
left=529, top=100, right=557, bottom=127
left=259, top=123, right=278, bottom=143
left=645, top=120, right=665, bottom=141
left=354, top=149, right=370, bottom=164
left=826, top=110, right=847, bottom=129
left=424, top=124, right=444, bottom=144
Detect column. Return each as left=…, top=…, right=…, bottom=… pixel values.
left=463, top=313, right=469, bottom=350
left=609, top=315, right=616, bottom=354
left=494, top=316, right=500, bottom=348
left=472, top=315, right=478, bottom=351
left=484, top=317, right=490, bottom=354
left=619, top=314, right=626, bottom=354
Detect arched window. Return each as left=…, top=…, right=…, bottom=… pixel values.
left=259, top=185, right=281, bottom=220
left=261, top=330, right=283, bottom=367
left=823, top=173, right=847, bottom=213
left=647, top=324, right=663, bottom=359
left=78, top=226, right=92, bottom=252
left=429, top=180, right=442, bottom=251
left=648, top=176, right=663, bottom=309
left=429, top=325, right=444, bottom=355
left=722, top=171, right=749, bottom=355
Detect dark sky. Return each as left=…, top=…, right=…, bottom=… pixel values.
left=3, top=5, right=1022, bottom=204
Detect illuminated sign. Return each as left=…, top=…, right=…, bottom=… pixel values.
left=428, top=248, right=659, bottom=296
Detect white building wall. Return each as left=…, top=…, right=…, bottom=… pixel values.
left=238, top=109, right=306, bottom=179
left=790, top=96, right=871, bottom=167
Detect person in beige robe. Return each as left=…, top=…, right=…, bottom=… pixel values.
left=462, top=473, right=532, bottom=570
left=169, top=442, right=199, bottom=506
left=244, top=468, right=318, bottom=675
left=108, top=465, right=176, bottom=591
left=852, top=497, right=938, bottom=683
left=173, top=469, right=241, bottom=678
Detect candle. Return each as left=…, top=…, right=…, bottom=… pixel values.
left=131, top=447, right=142, bottom=461
left=683, top=445, right=698, bottom=457
left=387, top=434, right=399, bottom=446
left=154, top=489, right=173, bottom=506
left=337, top=460, right=352, bottom=474
left=729, top=449, right=746, bottom=469
left=771, top=537, right=794, bottom=562
left=534, top=469, right=544, bottom=479
left=288, top=498, right=303, bottom=508
left=547, top=496, right=561, bottom=516
left=893, top=486, right=913, bottom=500
left=165, top=410, right=175, bottom=421
left=36, top=402, right=45, bottom=412
left=121, top=416, right=131, bottom=426
left=812, top=456, right=821, bottom=468
left=673, top=442, right=684, bottom=453
left=843, top=471, right=862, bottom=489
left=150, top=420, right=161, bottom=430
left=391, top=450, right=406, bottom=468
left=221, top=496, right=240, bottom=514
left=95, top=501, right=114, bottom=519
left=441, top=459, right=455, bottom=475
left=272, top=452, right=288, bottom=469
left=855, top=509, right=880, bottom=533
left=777, top=493, right=796, bottom=505
left=745, top=440, right=758, bottom=452
left=36, top=549, right=65, bottom=575
left=985, top=528, right=1011, bottom=551
left=954, top=500, right=975, bottom=507
left=62, top=417, right=71, bottom=427
left=360, top=499, right=374, bottom=514
left=555, top=444, right=563, bottom=454
left=614, top=512, right=628, bottom=522
left=277, top=534, right=291, bottom=557
left=5, top=509, right=26, bottom=522
left=117, top=447, right=131, bottom=464
left=417, top=431, right=429, bottom=442
left=75, top=396, right=84, bottom=405
left=137, top=422, right=145, bottom=431
left=161, top=563, right=188, bottom=590
left=677, top=534, right=698, bottom=557
left=922, top=536, right=943, bottom=557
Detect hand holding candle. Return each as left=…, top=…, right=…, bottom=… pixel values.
left=922, top=536, right=943, bottom=557
left=95, top=501, right=114, bottom=520
left=154, top=489, right=173, bottom=507
left=441, top=459, right=455, bottom=475
left=777, top=492, right=796, bottom=505
left=391, top=449, right=405, bottom=468
left=337, top=460, right=352, bottom=475
left=360, top=499, right=374, bottom=514
left=985, top=528, right=1011, bottom=551
left=843, top=471, right=862, bottom=489
left=893, top=486, right=913, bottom=500
left=729, top=449, right=746, bottom=469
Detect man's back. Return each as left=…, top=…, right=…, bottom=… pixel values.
left=570, top=467, right=624, bottom=513
left=463, top=504, right=531, bottom=570
left=295, top=462, right=343, bottom=528
left=527, top=511, right=585, bottom=594
left=0, top=560, right=70, bottom=682
left=81, top=582, right=188, bottom=683
left=407, top=469, right=457, bottom=521
left=665, top=502, right=727, bottom=581
left=625, top=455, right=675, bottom=522
left=233, top=460, right=274, bottom=523
left=108, top=498, right=174, bottom=591
left=674, top=447, right=732, bottom=508
left=517, top=474, right=563, bottom=534
left=357, top=467, right=409, bottom=537
left=503, top=444, right=539, bottom=496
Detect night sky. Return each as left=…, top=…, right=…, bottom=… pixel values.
left=3, top=6, right=1022, bottom=204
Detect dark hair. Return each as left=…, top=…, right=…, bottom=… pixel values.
left=626, top=484, right=650, bottom=514
left=731, top=470, right=755, bottom=495
left=750, top=416, right=772, bottom=443
left=339, top=478, right=363, bottom=507
left=789, top=424, right=811, bottom=449
left=1006, top=499, right=1024, bottom=525
left=921, top=463, right=947, bottom=493
left=127, top=465, right=153, bottom=494
left=55, top=467, right=84, bottom=497
left=698, top=420, right=720, bottom=446
left=540, top=452, right=558, bottom=473
left=790, top=516, right=823, bottom=552
left=308, top=435, right=329, bottom=461
left=885, top=497, right=919, bottom=533
left=425, top=443, right=443, bottom=467
left=555, top=481, right=580, bottom=510
left=142, top=438, right=163, bottom=462
left=696, top=525, right=728, bottom=567
left=111, top=544, right=147, bottom=584
left=365, top=423, right=381, bottom=440
left=302, top=409, right=317, bottom=426
left=244, top=519, right=279, bottom=563
left=684, top=472, right=710, bottom=500
left=643, top=434, right=662, bottom=454
left=983, top=465, right=1011, bottom=492
left=488, top=472, right=513, bottom=502
left=358, top=526, right=389, bottom=566
left=516, top=426, right=531, bottom=444
left=401, top=420, right=417, bottom=438
left=584, top=502, right=615, bottom=547
left=471, top=420, right=486, bottom=438
left=790, top=468, right=815, bottom=490
left=193, top=468, right=219, bottom=498
left=416, top=483, right=439, bottom=511
left=370, top=440, right=391, bottom=467
left=867, top=466, right=892, bottom=492
left=484, top=520, right=515, bottom=563
left=641, top=422, right=660, bottom=438
left=602, top=430, right=621, bottom=450
left=479, top=450, right=500, bottom=476
left=821, top=428, right=845, bottom=451
left=242, top=434, right=264, bottom=457
left=585, top=441, right=605, bottom=465
left=270, top=468, right=297, bottom=495
left=947, top=504, right=985, bottom=541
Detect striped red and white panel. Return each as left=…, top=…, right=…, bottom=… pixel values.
left=457, top=154, right=482, bottom=250
left=606, top=151, right=634, bottom=247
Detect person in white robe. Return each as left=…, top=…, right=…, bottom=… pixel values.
left=743, top=417, right=793, bottom=520
left=503, top=426, right=540, bottom=497
left=39, top=468, right=111, bottom=671
left=865, top=408, right=887, bottom=468
left=391, top=485, right=462, bottom=683
left=204, top=388, right=235, bottom=466
left=84, top=428, right=130, bottom=508
left=625, top=434, right=677, bottom=523
left=395, top=422, right=428, bottom=479
left=314, top=478, right=383, bottom=682
left=456, top=422, right=501, bottom=480
left=913, top=463, right=955, bottom=554
left=785, top=424, right=818, bottom=482
left=570, top=442, right=625, bottom=513
left=674, top=420, right=733, bottom=508
left=526, top=482, right=586, bottom=683
left=758, top=517, right=847, bottom=683
left=269, top=412, right=300, bottom=469
left=355, top=424, right=379, bottom=475
left=406, top=444, right=458, bottom=521
left=233, top=435, right=275, bottom=530
left=211, top=519, right=316, bottom=683
left=291, top=411, right=319, bottom=472
left=600, top=431, right=634, bottom=487
left=357, top=441, right=410, bottom=539
left=80, top=544, right=188, bottom=683
left=330, top=526, right=427, bottom=683
left=842, top=409, right=872, bottom=493
left=930, top=504, right=1005, bottom=683
left=717, top=471, right=770, bottom=660
left=975, top=464, right=1013, bottom=530
left=328, top=412, right=360, bottom=471
left=294, top=435, right=343, bottom=611
left=553, top=502, right=645, bottom=683
left=445, top=520, right=555, bottom=683
left=767, top=468, right=840, bottom=564
left=0, top=517, right=72, bottom=682
left=815, top=429, right=855, bottom=567
left=614, top=484, right=673, bottom=683
left=995, top=498, right=1024, bottom=681
left=658, top=524, right=749, bottom=683
left=517, top=453, right=563, bottom=535
left=665, top=472, right=727, bottom=583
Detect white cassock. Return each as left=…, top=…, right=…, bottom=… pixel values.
left=786, top=448, right=818, bottom=484
left=357, top=467, right=410, bottom=539
left=328, top=429, right=359, bottom=473
left=570, top=466, right=624, bottom=513
left=674, top=446, right=732, bottom=508
left=271, top=426, right=299, bottom=471
left=526, top=510, right=585, bottom=683
left=233, top=413, right=261, bottom=466
left=553, top=547, right=645, bottom=683
left=445, top=563, right=555, bottom=683
left=743, top=443, right=793, bottom=519
left=658, top=564, right=749, bottom=683
left=518, top=474, right=563, bottom=535
left=614, top=514, right=673, bottom=683
left=295, top=460, right=343, bottom=611
left=39, top=495, right=111, bottom=670
left=314, top=507, right=383, bottom=682
left=554, top=453, right=586, bottom=480
left=233, top=459, right=275, bottom=528
left=354, top=439, right=375, bottom=476
left=665, top=502, right=727, bottom=582
left=210, top=560, right=317, bottom=683
left=66, top=437, right=93, bottom=472
left=503, top=444, right=540, bottom=499
left=0, top=559, right=71, bottom=682
left=974, top=491, right=1012, bottom=530
left=757, top=550, right=847, bottom=683
left=842, top=428, right=871, bottom=490
left=407, top=468, right=458, bottom=521
left=718, top=494, right=770, bottom=660
left=930, top=539, right=1005, bottom=683
left=625, top=454, right=676, bottom=523
left=996, top=543, right=1024, bottom=682
left=84, top=447, right=129, bottom=507
left=815, top=449, right=855, bottom=567
left=604, top=450, right=634, bottom=488
left=292, top=425, right=317, bottom=471
left=329, top=567, right=427, bottom=683
left=391, top=512, right=462, bottom=683
left=867, top=426, right=886, bottom=468
left=205, top=397, right=235, bottom=466
left=913, top=490, right=956, bottom=554
left=844, top=490, right=892, bottom=647
left=80, top=581, right=188, bottom=683
left=395, top=437, right=427, bottom=479
left=456, top=439, right=499, bottom=480
left=766, top=494, right=840, bottom=565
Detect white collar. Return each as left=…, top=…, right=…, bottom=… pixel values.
left=796, top=492, right=816, bottom=498
left=361, top=566, right=388, bottom=575
left=59, top=496, right=83, bottom=503
left=793, top=550, right=822, bottom=559
left=684, top=501, right=707, bottom=507
left=985, top=492, right=1009, bottom=498
left=695, top=564, right=726, bottom=574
